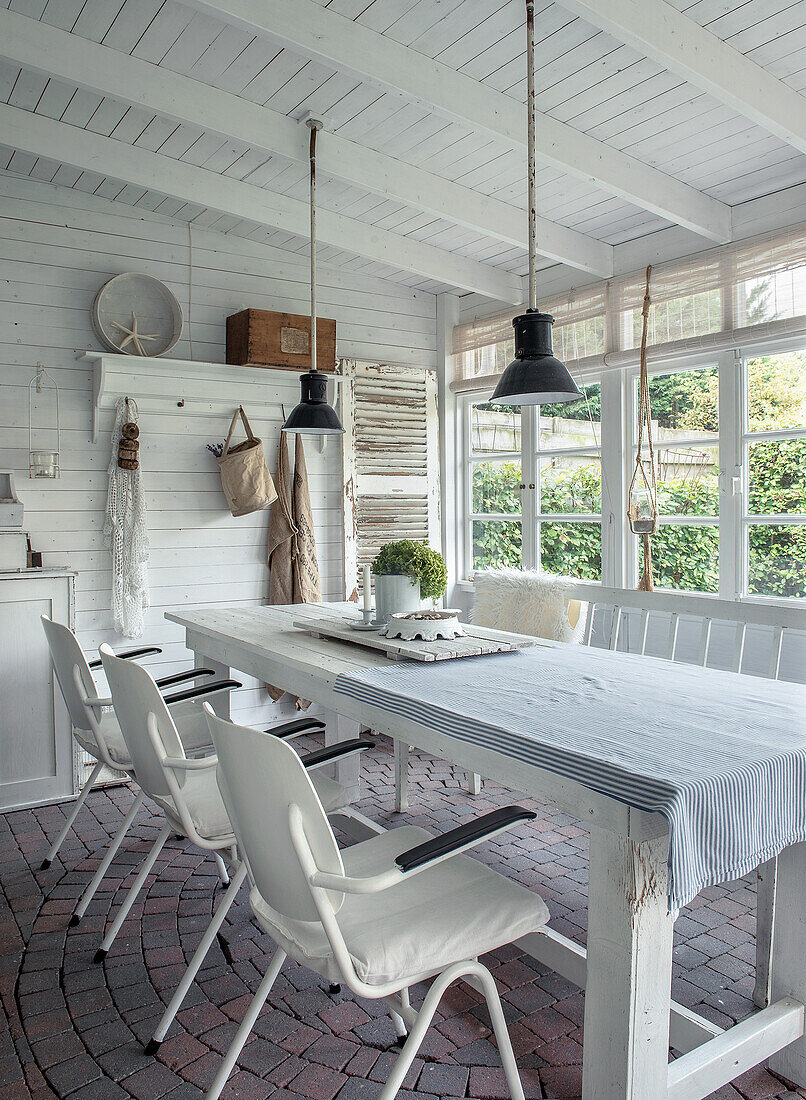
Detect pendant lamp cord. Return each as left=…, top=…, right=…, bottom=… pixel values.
left=308, top=119, right=320, bottom=375
left=526, top=0, right=537, bottom=313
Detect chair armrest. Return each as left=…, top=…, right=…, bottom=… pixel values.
left=156, top=668, right=215, bottom=689
left=301, top=738, right=375, bottom=771
left=306, top=805, right=533, bottom=897
left=162, top=754, right=218, bottom=772
left=162, top=679, right=242, bottom=705
left=394, top=806, right=536, bottom=873
left=88, top=645, right=162, bottom=669
left=266, top=717, right=327, bottom=740
left=85, top=695, right=112, bottom=710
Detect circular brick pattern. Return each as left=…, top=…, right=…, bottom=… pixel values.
left=3, top=740, right=805, bottom=1100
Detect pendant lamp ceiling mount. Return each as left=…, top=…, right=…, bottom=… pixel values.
left=282, top=116, right=344, bottom=435
left=490, top=0, right=580, bottom=407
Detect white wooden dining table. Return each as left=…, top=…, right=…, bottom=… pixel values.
left=167, top=601, right=806, bottom=1100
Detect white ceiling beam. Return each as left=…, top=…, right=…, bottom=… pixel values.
left=558, top=0, right=806, bottom=156
left=0, top=9, right=610, bottom=278
left=0, top=103, right=523, bottom=302
left=186, top=0, right=732, bottom=244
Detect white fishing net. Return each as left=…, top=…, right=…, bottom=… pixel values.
left=104, top=398, right=149, bottom=638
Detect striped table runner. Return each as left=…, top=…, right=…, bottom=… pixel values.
left=334, top=646, right=806, bottom=911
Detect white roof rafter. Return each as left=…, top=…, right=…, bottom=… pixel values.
left=558, top=0, right=806, bottom=157
left=0, top=102, right=524, bottom=302
left=185, top=0, right=733, bottom=243
left=0, top=9, right=612, bottom=279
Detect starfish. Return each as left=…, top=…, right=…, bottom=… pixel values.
left=111, top=313, right=159, bottom=356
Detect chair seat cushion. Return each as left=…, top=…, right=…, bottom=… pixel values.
left=310, top=770, right=353, bottom=814
left=79, top=703, right=215, bottom=769
left=152, top=766, right=232, bottom=840
left=154, top=765, right=349, bottom=841
left=171, top=701, right=216, bottom=755
left=251, top=825, right=549, bottom=987
left=94, top=712, right=132, bottom=767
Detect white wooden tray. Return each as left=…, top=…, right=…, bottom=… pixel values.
left=292, top=610, right=536, bottom=662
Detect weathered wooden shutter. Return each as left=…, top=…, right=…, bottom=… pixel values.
left=341, top=360, right=440, bottom=601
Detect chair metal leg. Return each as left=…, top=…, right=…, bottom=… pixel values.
left=754, top=856, right=778, bottom=1008
left=206, top=949, right=286, bottom=1100
left=389, top=1008, right=408, bottom=1045
left=379, top=961, right=525, bottom=1100
left=212, top=851, right=229, bottom=885
left=379, top=972, right=451, bottom=1099
left=72, top=789, right=145, bottom=925
left=95, top=822, right=171, bottom=962
left=474, top=965, right=526, bottom=1100
left=146, top=862, right=248, bottom=1053
left=41, top=761, right=104, bottom=869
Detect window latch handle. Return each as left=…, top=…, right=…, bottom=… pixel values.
left=720, top=469, right=742, bottom=494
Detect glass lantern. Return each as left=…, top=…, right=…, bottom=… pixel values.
left=28, top=365, right=60, bottom=479
left=30, top=450, right=60, bottom=478
left=628, top=480, right=656, bottom=535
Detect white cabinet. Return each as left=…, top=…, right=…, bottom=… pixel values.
left=0, top=570, right=76, bottom=811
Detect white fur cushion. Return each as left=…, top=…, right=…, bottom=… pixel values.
left=472, top=568, right=587, bottom=644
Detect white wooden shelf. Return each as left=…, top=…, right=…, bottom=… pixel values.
left=83, top=353, right=343, bottom=442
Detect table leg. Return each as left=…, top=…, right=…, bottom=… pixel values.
left=394, top=739, right=409, bottom=813
left=193, top=652, right=232, bottom=719
left=582, top=827, right=673, bottom=1100
left=754, top=856, right=777, bottom=1008
left=768, top=841, right=806, bottom=1086
left=322, top=709, right=361, bottom=801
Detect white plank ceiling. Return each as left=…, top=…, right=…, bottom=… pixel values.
left=1, top=0, right=805, bottom=300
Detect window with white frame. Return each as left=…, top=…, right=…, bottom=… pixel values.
left=536, top=385, right=602, bottom=580
left=742, top=350, right=806, bottom=599
left=453, top=224, right=806, bottom=602
left=468, top=402, right=523, bottom=571
left=460, top=349, right=806, bottom=600
left=465, top=382, right=603, bottom=580
left=631, top=364, right=720, bottom=594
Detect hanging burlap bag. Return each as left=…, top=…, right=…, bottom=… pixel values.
left=217, top=406, right=278, bottom=517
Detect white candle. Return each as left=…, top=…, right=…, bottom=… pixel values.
left=362, top=564, right=372, bottom=613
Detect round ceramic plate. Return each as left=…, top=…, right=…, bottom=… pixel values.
left=92, top=272, right=183, bottom=357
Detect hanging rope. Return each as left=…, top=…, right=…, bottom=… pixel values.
left=627, top=265, right=658, bottom=591
left=308, top=118, right=319, bottom=373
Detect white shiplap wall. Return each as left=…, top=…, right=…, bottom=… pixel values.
left=0, top=173, right=436, bottom=727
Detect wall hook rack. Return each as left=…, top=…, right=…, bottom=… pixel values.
left=83, top=352, right=344, bottom=443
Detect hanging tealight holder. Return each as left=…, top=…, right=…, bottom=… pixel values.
left=627, top=266, right=658, bottom=590
left=28, top=364, right=60, bottom=479
left=627, top=468, right=657, bottom=536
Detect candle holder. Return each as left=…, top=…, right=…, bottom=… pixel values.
left=28, top=365, right=60, bottom=480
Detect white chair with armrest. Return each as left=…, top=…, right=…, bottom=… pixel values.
left=204, top=705, right=551, bottom=1100
left=41, top=614, right=242, bottom=922
left=98, top=644, right=380, bottom=1055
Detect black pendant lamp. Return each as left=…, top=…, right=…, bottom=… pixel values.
left=490, top=0, right=580, bottom=407
left=283, top=119, right=344, bottom=435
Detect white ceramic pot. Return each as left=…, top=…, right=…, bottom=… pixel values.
left=373, top=573, right=421, bottom=624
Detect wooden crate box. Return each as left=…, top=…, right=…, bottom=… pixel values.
left=226, top=309, right=337, bottom=371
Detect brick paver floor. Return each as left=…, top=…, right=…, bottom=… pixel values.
left=1, top=736, right=804, bottom=1100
